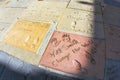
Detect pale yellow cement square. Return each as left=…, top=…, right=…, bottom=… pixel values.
left=57, top=9, right=104, bottom=39
left=0, top=8, right=25, bottom=23
left=20, top=1, right=68, bottom=22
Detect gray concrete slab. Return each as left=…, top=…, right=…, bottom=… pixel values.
left=105, top=59, right=120, bottom=80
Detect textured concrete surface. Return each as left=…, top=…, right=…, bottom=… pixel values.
left=0, top=0, right=120, bottom=80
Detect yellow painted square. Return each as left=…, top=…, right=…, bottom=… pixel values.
left=3, top=20, right=51, bottom=54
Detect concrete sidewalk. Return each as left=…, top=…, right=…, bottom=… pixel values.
left=0, top=0, right=120, bottom=80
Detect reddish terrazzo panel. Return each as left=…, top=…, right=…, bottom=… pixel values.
left=40, top=31, right=105, bottom=79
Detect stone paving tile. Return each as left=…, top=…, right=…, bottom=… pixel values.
left=40, top=31, right=105, bottom=80
left=104, top=0, right=120, bottom=8
left=0, top=22, right=11, bottom=41
left=105, top=59, right=120, bottom=80
left=57, top=8, right=104, bottom=39
left=0, top=0, right=10, bottom=7
left=0, top=7, right=25, bottom=23
left=20, top=1, right=68, bottom=22
left=3, top=20, right=52, bottom=54
left=5, top=0, right=35, bottom=8
left=103, top=1, right=120, bottom=27
left=0, top=0, right=120, bottom=80
left=105, top=24, right=120, bottom=61
left=0, top=67, right=25, bottom=80
left=68, top=0, right=102, bottom=13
